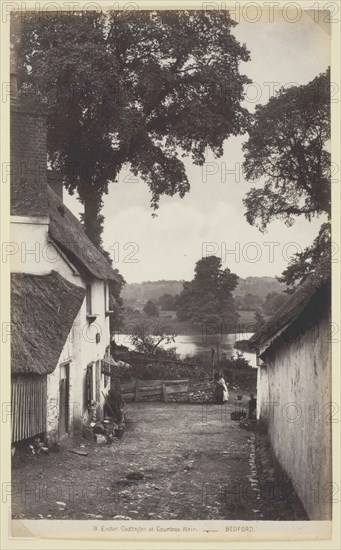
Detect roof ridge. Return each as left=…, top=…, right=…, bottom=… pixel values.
left=47, top=186, right=119, bottom=282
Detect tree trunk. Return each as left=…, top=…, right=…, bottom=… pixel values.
left=79, top=184, right=103, bottom=247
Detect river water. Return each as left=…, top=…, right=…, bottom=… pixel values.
left=114, top=332, right=257, bottom=368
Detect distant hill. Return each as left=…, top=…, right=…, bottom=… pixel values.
left=121, top=280, right=184, bottom=305
left=233, top=276, right=286, bottom=298
left=121, top=277, right=286, bottom=307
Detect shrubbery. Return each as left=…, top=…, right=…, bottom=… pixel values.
left=113, top=349, right=253, bottom=382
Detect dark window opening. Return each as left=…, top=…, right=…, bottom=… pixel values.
left=86, top=284, right=92, bottom=315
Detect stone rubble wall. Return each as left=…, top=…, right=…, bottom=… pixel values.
left=188, top=388, right=214, bottom=403
left=167, top=391, right=189, bottom=403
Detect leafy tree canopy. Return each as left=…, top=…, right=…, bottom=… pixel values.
left=242, top=69, right=331, bottom=232
left=234, top=292, right=263, bottom=311
left=13, top=10, right=251, bottom=245
left=143, top=299, right=159, bottom=317
left=177, top=256, right=239, bottom=331
left=129, top=318, right=176, bottom=355
left=278, top=222, right=332, bottom=289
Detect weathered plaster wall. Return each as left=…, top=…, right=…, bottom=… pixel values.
left=256, top=365, right=269, bottom=422
left=46, top=281, right=112, bottom=445
left=46, top=321, right=79, bottom=446
left=78, top=279, right=111, bottom=415
left=80, top=279, right=111, bottom=364
left=10, top=219, right=84, bottom=285
left=258, top=305, right=331, bottom=519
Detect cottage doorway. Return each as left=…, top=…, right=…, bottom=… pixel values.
left=59, top=363, right=70, bottom=436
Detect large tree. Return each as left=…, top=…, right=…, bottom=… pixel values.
left=242, top=69, right=330, bottom=232
left=177, top=256, right=239, bottom=331
left=242, top=69, right=331, bottom=289
left=13, top=11, right=251, bottom=246
left=278, top=222, right=331, bottom=289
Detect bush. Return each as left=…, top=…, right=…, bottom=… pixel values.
left=218, top=354, right=251, bottom=370
left=112, top=350, right=251, bottom=382
left=133, top=359, right=211, bottom=380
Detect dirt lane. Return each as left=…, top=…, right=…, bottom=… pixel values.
left=12, top=400, right=307, bottom=520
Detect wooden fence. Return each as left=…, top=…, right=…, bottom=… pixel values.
left=12, top=376, right=47, bottom=442
left=120, top=377, right=214, bottom=403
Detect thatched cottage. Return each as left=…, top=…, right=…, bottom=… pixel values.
left=250, top=272, right=332, bottom=520
left=10, top=62, right=120, bottom=446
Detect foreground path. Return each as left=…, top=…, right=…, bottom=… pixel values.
left=12, top=401, right=307, bottom=520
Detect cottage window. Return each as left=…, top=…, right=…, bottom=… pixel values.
left=86, top=284, right=92, bottom=315
left=104, top=282, right=114, bottom=316
left=86, top=283, right=98, bottom=324
left=104, top=282, right=109, bottom=311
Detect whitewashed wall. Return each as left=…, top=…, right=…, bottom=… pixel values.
left=11, top=218, right=112, bottom=443
left=46, top=281, right=112, bottom=443
left=75, top=282, right=111, bottom=420
left=257, top=305, right=331, bottom=519
left=10, top=218, right=83, bottom=286
left=256, top=365, right=269, bottom=422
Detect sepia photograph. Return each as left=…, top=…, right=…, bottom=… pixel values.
left=1, top=1, right=339, bottom=546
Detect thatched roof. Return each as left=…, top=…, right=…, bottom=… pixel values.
left=250, top=271, right=330, bottom=357
left=11, top=271, right=85, bottom=375
left=47, top=186, right=119, bottom=282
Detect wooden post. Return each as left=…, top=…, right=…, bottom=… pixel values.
left=211, top=348, right=215, bottom=379
left=162, top=382, right=168, bottom=403
left=135, top=379, right=139, bottom=402
left=216, top=342, right=221, bottom=365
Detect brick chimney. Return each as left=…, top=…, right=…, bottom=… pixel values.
left=10, top=37, right=48, bottom=218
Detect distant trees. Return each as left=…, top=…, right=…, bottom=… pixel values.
left=234, top=293, right=263, bottom=311
left=158, top=293, right=179, bottom=311
left=233, top=290, right=288, bottom=317
left=143, top=300, right=159, bottom=317
left=177, top=256, right=239, bottom=331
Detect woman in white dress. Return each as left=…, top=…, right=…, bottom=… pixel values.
left=218, top=374, right=229, bottom=403
left=214, top=372, right=229, bottom=404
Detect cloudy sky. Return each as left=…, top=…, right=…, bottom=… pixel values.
left=65, top=10, right=330, bottom=284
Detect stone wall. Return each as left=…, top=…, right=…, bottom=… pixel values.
left=188, top=388, right=214, bottom=403
left=121, top=379, right=215, bottom=404
left=165, top=388, right=214, bottom=403
left=167, top=391, right=189, bottom=403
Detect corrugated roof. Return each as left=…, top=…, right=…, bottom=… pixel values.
left=11, top=271, right=85, bottom=375
left=47, top=186, right=119, bottom=282
left=250, top=271, right=330, bottom=353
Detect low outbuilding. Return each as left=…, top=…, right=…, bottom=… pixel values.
left=250, top=271, right=332, bottom=520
